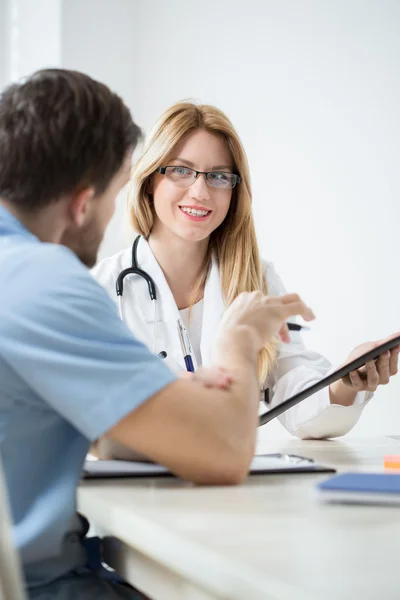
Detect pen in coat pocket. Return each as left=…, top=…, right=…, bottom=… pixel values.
left=175, top=321, right=306, bottom=372
left=177, top=319, right=195, bottom=372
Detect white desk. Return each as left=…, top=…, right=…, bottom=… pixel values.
left=78, top=437, right=400, bottom=600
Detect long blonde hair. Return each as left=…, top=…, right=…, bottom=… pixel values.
left=128, top=101, right=277, bottom=382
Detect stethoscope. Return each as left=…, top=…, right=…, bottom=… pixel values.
left=115, top=235, right=271, bottom=399
left=116, top=235, right=195, bottom=367
left=116, top=235, right=164, bottom=358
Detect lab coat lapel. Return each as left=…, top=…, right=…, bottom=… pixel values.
left=132, top=237, right=180, bottom=324
left=127, top=237, right=187, bottom=370
left=200, top=254, right=225, bottom=367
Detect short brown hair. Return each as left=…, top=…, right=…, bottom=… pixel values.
left=0, top=69, right=141, bottom=211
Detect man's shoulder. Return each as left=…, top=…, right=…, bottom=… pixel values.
left=0, top=241, right=102, bottom=320
left=34, top=242, right=85, bottom=271
left=1, top=238, right=83, bottom=274
left=17, top=242, right=90, bottom=290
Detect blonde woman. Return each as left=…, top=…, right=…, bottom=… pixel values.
left=92, top=101, right=399, bottom=452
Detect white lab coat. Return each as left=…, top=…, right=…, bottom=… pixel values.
left=92, top=237, right=370, bottom=440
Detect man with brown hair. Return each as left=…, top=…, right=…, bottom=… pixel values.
left=0, top=69, right=313, bottom=599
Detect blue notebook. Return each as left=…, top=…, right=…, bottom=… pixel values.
left=318, top=472, right=400, bottom=505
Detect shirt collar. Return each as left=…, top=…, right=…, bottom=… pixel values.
left=0, top=203, right=38, bottom=241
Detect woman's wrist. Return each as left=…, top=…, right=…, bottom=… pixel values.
left=329, top=379, right=358, bottom=406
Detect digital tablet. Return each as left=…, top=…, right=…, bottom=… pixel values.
left=259, top=334, right=400, bottom=426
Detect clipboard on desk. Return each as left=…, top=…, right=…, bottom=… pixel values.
left=82, top=454, right=335, bottom=479
left=259, top=334, right=400, bottom=427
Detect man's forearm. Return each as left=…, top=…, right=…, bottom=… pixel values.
left=105, top=327, right=261, bottom=484
left=209, top=325, right=261, bottom=460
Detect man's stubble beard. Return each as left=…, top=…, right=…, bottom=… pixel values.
left=60, top=218, right=103, bottom=268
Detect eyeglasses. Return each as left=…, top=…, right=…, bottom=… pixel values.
left=156, top=166, right=241, bottom=189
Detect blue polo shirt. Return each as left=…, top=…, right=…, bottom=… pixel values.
left=0, top=205, right=176, bottom=588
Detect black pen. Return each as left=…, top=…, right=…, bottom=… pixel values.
left=287, top=323, right=310, bottom=331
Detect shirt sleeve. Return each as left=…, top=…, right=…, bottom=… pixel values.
left=1, top=244, right=177, bottom=441
left=263, top=262, right=371, bottom=439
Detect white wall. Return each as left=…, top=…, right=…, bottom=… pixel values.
left=3, top=0, right=62, bottom=80
left=124, top=0, right=400, bottom=439
left=61, top=0, right=141, bottom=258
left=83, top=0, right=400, bottom=439
left=3, top=0, right=400, bottom=439
left=0, top=0, right=7, bottom=89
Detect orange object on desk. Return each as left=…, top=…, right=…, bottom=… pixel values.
left=384, top=455, right=400, bottom=470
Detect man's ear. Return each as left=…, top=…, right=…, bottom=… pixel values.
left=68, top=187, right=95, bottom=226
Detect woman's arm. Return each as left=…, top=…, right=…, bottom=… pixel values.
left=263, top=262, right=371, bottom=439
